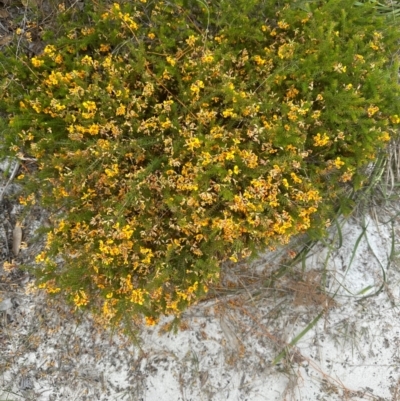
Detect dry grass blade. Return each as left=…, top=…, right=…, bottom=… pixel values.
left=384, top=138, right=400, bottom=193
left=12, top=222, right=22, bottom=256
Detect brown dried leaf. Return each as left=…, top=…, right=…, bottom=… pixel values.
left=0, top=35, right=12, bottom=46
left=20, top=0, right=35, bottom=7
left=219, top=317, right=241, bottom=350
left=0, top=8, right=10, bottom=18
left=12, top=223, right=22, bottom=256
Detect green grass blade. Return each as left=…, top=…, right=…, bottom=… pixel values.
left=334, top=218, right=343, bottom=249
left=329, top=223, right=368, bottom=297
left=357, top=285, right=374, bottom=295
left=347, top=223, right=368, bottom=272
left=355, top=219, right=393, bottom=301
left=272, top=311, right=324, bottom=365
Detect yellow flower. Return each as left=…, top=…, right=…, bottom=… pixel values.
left=222, top=108, right=237, bottom=118
left=225, top=149, right=236, bottom=160
left=378, top=131, right=390, bottom=142
left=54, top=54, right=63, bottom=64
left=99, top=43, right=111, bottom=52
left=333, top=157, right=345, bottom=169
left=190, top=80, right=204, bottom=100
left=148, top=33, right=155, bottom=40
left=186, top=35, right=197, bottom=46
left=391, top=115, right=400, bottom=124
left=185, top=137, right=202, bottom=151
left=87, top=124, right=100, bottom=135
left=312, top=110, right=321, bottom=119
left=166, top=56, right=176, bottom=66
left=81, top=27, right=95, bottom=36
left=116, top=103, right=126, bottom=116
left=200, top=151, right=212, bottom=166
left=73, top=290, right=89, bottom=307
left=313, top=133, right=330, bottom=147
left=290, top=172, right=302, bottom=184
left=161, top=119, right=172, bottom=129
left=145, top=316, right=157, bottom=326
left=139, top=247, right=154, bottom=264
left=44, top=71, right=60, bottom=86
left=130, top=289, right=146, bottom=304
left=277, top=20, right=289, bottom=29
left=35, top=252, right=46, bottom=263
left=81, top=55, right=93, bottom=65
left=105, top=163, right=119, bottom=178
left=201, top=53, right=214, bottom=63
left=253, top=55, right=266, bottom=66
left=31, top=57, right=44, bottom=67
left=354, top=54, right=365, bottom=63
left=82, top=101, right=97, bottom=112
left=285, top=86, right=299, bottom=99
left=278, top=43, right=294, bottom=59
left=367, top=105, right=379, bottom=117
left=50, top=99, right=66, bottom=112
left=44, top=45, right=56, bottom=56
left=369, top=42, right=379, bottom=51
left=103, top=55, right=113, bottom=69
left=47, top=286, right=61, bottom=294
left=162, top=69, right=172, bottom=80
left=81, top=112, right=94, bottom=120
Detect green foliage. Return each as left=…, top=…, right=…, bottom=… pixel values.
left=354, top=0, right=400, bottom=24
left=0, top=0, right=399, bottom=327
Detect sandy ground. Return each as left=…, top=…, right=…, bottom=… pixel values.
left=1, top=1, right=400, bottom=399
left=1, top=166, right=400, bottom=401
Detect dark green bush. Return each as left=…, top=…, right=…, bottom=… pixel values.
left=0, top=0, right=399, bottom=326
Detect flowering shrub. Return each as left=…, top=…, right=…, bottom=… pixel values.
left=0, top=0, right=399, bottom=326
